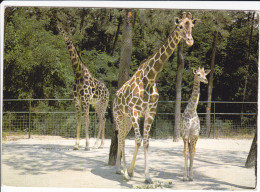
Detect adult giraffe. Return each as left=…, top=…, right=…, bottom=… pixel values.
left=113, top=12, right=199, bottom=183
left=58, top=24, right=109, bottom=151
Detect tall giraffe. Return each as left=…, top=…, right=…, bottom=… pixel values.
left=58, top=24, right=109, bottom=151
left=113, top=12, right=199, bottom=183
left=181, top=67, right=210, bottom=181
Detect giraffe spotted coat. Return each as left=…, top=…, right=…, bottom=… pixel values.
left=181, top=67, right=210, bottom=181
left=113, top=12, right=199, bottom=183
left=58, top=24, right=109, bottom=151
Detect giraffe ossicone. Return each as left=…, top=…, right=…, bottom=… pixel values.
left=113, top=12, right=199, bottom=183
left=181, top=67, right=210, bottom=181
left=58, top=23, right=109, bottom=151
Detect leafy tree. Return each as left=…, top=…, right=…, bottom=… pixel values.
left=3, top=8, right=259, bottom=137
left=108, top=9, right=134, bottom=165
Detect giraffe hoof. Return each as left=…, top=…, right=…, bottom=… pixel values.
left=73, top=147, right=79, bottom=150
left=85, top=147, right=90, bottom=151
left=124, top=174, right=130, bottom=181
left=98, top=145, right=104, bottom=149
left=145, top=178, right=153, bottom=184
left=183, top=177, right=188, bottom=181
left=116, top=170, right=122, bottom=175
left=127, top=170, right=134, bottom=177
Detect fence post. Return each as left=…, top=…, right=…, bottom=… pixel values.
left=28, top=100, right=31, bottom=139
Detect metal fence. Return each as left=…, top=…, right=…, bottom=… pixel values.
left=2, top=99, right=257, bottom=139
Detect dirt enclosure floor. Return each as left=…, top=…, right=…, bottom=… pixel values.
left=2, top=136, right=256, bottom=191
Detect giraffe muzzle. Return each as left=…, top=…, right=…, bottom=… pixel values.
left=186, top=37, right=194, bottom=47
left=202, top=79, right=208, bottom=84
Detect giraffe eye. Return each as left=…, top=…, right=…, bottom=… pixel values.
left=180, top=25, right=183, bottom=29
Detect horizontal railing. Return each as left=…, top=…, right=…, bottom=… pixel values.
left=2, top=99, right=257, bottom=139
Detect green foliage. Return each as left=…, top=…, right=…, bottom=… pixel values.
left=2, top=112, right=16, bottom=131
left=3, top=8, right=259, bottom=136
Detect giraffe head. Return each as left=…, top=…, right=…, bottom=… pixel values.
left=57, top=22, right=75, bottom=37
left=193, top=67, right=211, bottom=84
left=175, top=12, right=199, bottom=47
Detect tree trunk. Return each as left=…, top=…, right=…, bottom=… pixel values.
left=173, top=40, right=184, bottom=142
left=111, top=15, right=122, bottom=56
left=241, top=12, right=255, bottom=121
left=245, top=131, right=257, bottom=168
left=108, top=9, right=133, bottom=165
left=79, top=9, right=87, bottom=52
left=206, top=31, right=218, bottom=138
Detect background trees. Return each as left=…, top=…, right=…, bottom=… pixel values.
left=3, top=8, right=259, bottom=136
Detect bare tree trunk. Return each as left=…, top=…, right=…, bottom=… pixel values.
left=245, top=131, right=257, bottom=168
left=245, top=130, right=257, bottom=188
left=206, top=31, right=218, bottom=138
left=108, top=9, right=133, bottom=165
left=173, top=40, right=184, bottom=142
left=241, top=12, right=255, bottom=121
left=111, top=15, right=122, bottom=56
left=79, top=9, right=88, bottom=53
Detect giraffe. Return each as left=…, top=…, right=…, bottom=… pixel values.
left=58, top=24, right=109, bottom=151
left=181, top=67, right=210, bottom=181
left=113, top=12, right=199, bottom=183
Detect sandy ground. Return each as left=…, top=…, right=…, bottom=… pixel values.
left=2, top=136, right=256, bottom=190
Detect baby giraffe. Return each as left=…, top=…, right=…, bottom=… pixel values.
left=181, top=67, right=210, bottom=181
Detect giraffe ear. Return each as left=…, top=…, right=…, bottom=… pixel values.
left=192, top=19, right=200, bottom=25
left=175, top=17, right=181, bottom=25
left=205, top=69, right=211, bottom=76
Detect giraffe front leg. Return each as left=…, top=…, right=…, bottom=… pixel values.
left=128, top=140, right=141, bottom=178
left=189, top=136, right=198, bottom=181
left=74, top=110, right=81, bottom=150
left=143, top=114, right=155, bottom=184
left=83, top=105, right=90, bottom=151
left=74, top=99, right=81, bottom=150
left=183, top=137, right=189, bottom=181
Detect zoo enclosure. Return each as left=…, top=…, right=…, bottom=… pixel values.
left=2, top=99, right=257, bottom=139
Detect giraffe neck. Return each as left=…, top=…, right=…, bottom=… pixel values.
left=187, top=78, right=200, bottom=112
left=61, top=32, right=90, bottom=77
left=143, top=27, right=182, bottom=83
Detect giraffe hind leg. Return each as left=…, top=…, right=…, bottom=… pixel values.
left=118, top=125, right=130, bottom=181
left=127, top=112, right=141, bottom=180
left=93, top=100, right=108, bottom=149
left=183, top=137, right=189, bottom=181
left=189, top=136, right=198, bottom=181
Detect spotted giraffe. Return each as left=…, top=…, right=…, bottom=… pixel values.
left=113, top=12, right=199, bottom=183
left=181, top=67, right=210, bottom=181
left=58, top=24, right=109, bottom=151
